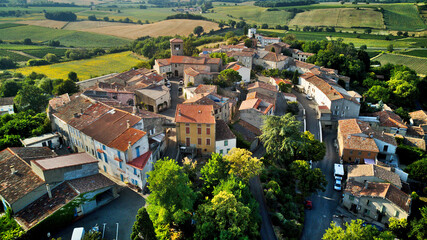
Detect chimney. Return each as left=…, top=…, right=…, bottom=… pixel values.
left=364, top=180, right=368, bottom=190
left=115, top=86, right=118, bottom=92
left=211, top=110, right=215, bottom=116
left=127, top=141, right=133, bottom=162
left=10, top=165, right=16, bottom=175
left=132, top=106, right=137, bottom=114
left=46, top=184, right=52, bottom=199
left=126, top=120, right=130, bottom=129
left=73, top=113, right=79, bottom=118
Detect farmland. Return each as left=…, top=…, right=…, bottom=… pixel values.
left=397, top=49, right=427, bottom=58
left=288, top=8, right=384, bottom=29
left=14, top=51, right=144, bottom=80
left=373, top=53, right=427, bottom=75
left=0, top=50, right=31, bottom=61
left=382, top=4, right=426, bottom=31
left=0, top=24, right=131, bottom=47
left=20, top=19, right=220, bottom=39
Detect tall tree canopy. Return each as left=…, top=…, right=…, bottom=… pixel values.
left=131, top=207, right=156, bottom=240
left=323, top=219, right=395, bottom=240
left=14, top=85, right=49, bottom=113
left=224, top=148, right=263, bottom=183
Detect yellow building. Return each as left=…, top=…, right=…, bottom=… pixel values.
left=175, top=104, right=216, bottom=154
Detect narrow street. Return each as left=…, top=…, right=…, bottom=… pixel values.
left=295, top=91, right=341, bottom=240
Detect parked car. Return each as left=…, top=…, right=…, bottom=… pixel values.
left=71, top=227, right=85, bottom=240
left=362, top=222, right=384, bottom=231
left=334, top=179, right=342, bottom=191
left=179, top=80, right=184, bottom=85
left=178, top=87, right=183, bottom=92
left=165, top=82, right=171, bottom=88
left=309, top=160, right=313, bottom=169
left=304, top=200, right=313, bottom=210
left=306, top=95, right=313, bottom=100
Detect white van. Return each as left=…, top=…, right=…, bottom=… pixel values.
left=71, top=227, right=85, bottom=240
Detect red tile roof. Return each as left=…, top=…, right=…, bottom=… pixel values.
left=246, top=91, right=275, bottom=105
left=248, top=81, right=277, bottom=93
left=67, top=103, right=111, bottom=130
left=48, top=94, right=70, bottom=110
left=67, top=173, right=115, bottom=193
left=170, top=38, right=184, bottom=43
left=261, top=52, right=289, bottom=62
left=194, top=84, right=217, bottom=94
left=108, top=128, right=146, bottom=152
left=216, top=120, right=236, bottom=141
left=300, top=72, right=344, bottom=101
left=175, top=104, right=215, bottom=124
left=410, top=110, right=427, bottom=126
left=127, top=151, right=152, bottom=170
left=372, top=110, right=408, bottom=129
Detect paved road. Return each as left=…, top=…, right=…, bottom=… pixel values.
left=295, top=90, right=341, bottom=240
left=54, top=188, right=146, bottom=240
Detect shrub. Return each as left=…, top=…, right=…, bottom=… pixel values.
left=27, top=59, right=49, bottom=66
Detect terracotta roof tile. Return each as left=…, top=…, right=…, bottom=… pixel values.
left=194, top=84, right=217, bottom=94
left=248, top=81, right=277, bottom=93
left=261, top=52, right=289, bottom=62
left=345, top=179, right=410, bottom=213
left=246, top=91, right=276, bottom=105
left=410, top=110, right=427, bottom=126
left=67, top=173, right=115, bottom=194
left=175, top=104, right=215, bottom=124
left=32, top=153, right=97, bottom=171
left=8, top=147, right=57, bottom=165
left=0, top=97, right=14, bottom=106
left=127, top=151, right=152, bottom=170
left=372, top=110, right=407, bottom=129
left=300, top=72, right=344, bottom=101
left=347, top=164, right=402, bottom=189
left=48, top=94, right=70, bottom=110
left=108, top=128, right=146, bottom=152
left=67, top=103, right=111, bottom=130
left=170, top=38, right=184, bottom=43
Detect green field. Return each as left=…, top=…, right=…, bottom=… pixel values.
left=289, top=8, right=384, bottom=29
left=202, top=5, right=293, bottom=26
left=21, top=48, right=68, bottom=58
left=14, top=51, right=144, bottom=80
left=0, top=49, right=31, bottom=61
left=0, top=25, right=131, bottom=48
left=397, top=49, right=427, bottom=58
left=0, top=43, right=48, bottom=50
left=374, top=53, right=427, bottom=75
left=382, top=4, right=426, bottom=31
left=76, top=7, right=175, bottom=22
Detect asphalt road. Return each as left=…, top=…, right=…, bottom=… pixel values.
left=54, top=188, right=146, bottom=240
left=295, top=90, right=341, bottom=240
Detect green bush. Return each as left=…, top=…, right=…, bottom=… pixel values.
left=396, top=144, right=425, bottom=165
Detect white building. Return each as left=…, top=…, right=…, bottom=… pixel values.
left=0, top=97, right=14, bottom=115
left=225, top=62, right=251, bottom=83
left=20, top=133, right=61, bottom=148
left=215, top=120, right=236, bottom=155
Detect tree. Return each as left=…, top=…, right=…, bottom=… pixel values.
left=214, top=69, right=242, bottom=87
left=218, top=22, right=224, bottom=29
left=360, top=45, right=367, bottom=50
left=387, top=44, right=394, bottom=52
left=184, top=38, right=198, bottom=56
left=88, top=15, right=97, bottom=21
left=278, top=82, right=290, bottom=93
left=23, top=38, right=32, bottom=45
left=298, top=131, right=326, bottom=161
left=388, top=217, right=408, bottom=239
left=292, top=70, right=299, bottom=84
left=131, top=207, right=156, bottom=240
left=364, top=85, right=391, bottom=102
left=53, top=79, right=79, bottom=95
left=146, top=158, right=195, bottom=229
left=193, top=26, right=204, bottom=37
left=244, top=38, right=253, bottom=48
left=14, top=85, right=49, bottom=113
left=323, top=219, right=394, bottom=240
left=261, top=23, right=268, bottom=29
left=405, top=158, right=427, bottom=182
left=194, top=191, right=252, bottom=240
left=260, top=114, right=304, bottom=166
left=68, top=71, right=79, bottom=82
left=287, top=101, right=299, bottom=115
left=0, top=80, right=20, bottom=97
left=409, top=206, right=427, bottom=240
left=44, top=53, right=59, bottom=63
left=395, top=107, right=410, bottom=122
left=200, top=153, right=230, bottom=192
left=224, top=148, right=263, bottom=182
left=290, top=160, right=326, bottom=196
left=0, top=57, right=16, bottom=70
left=228, top=20, right=236, bottom=28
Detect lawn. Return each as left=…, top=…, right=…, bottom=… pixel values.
left=374, top=53, right=427, bottom=75
left=14, top=51, right=144, bottom=80
left=0, top=25, right=131, bottom=47
left=382, top=4, right=426, bottom=31
left=289, top=8, right=384, bottom=29
left=202, top=5, right=294, bottom=26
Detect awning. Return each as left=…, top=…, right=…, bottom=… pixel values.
left=152, top=133, right=165, bottom=143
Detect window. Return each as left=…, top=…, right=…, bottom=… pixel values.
left=198, top=126, right=201, bottom=135
left=364, top=209, right=370, bottom=215
left=119, top=161, right=123, bottom=169
left=345, top=106, right=349, bottom=110
left=358, top=151, right=362, bottom=156
left=206, top=138, right=211, bottom=145
left=120, top=174, right=124, bottom=181
left=102, top=145, right=106, bottom=150
left=136, top=146, right=140, bottom=157
left=103, top=153, right=108, bottom=163
left=335, top=106, right=339, bottom=109
left=134, top=168, right=137, bottom=175
left=366, top=200, right=370, bottom=206
left=368, top=152, right=371, bottom=157
left=227, top=149, right=230, bottom=153
left=383, top=145, right=389, bottom=152
left=224, top=140, right=228, bottom=146
left=206, top=126, right=211, bottom=135
left=395, top=211, right=399, bottom=217
left=220, top=149, right=223, bottom=154
left=186, top=126, right=190, bottom=134
left=350, top=150, right=353, bottom=155
left=186, top=137, right=191, bottom=146
left=198, top=138, right=202, bottom=145
left=117, top=150, right=121, bottom=159
left=349, top=195, right=354, bottom=201
left=103, top=166, right=107, bottom=172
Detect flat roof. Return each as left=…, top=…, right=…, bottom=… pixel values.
left=32, top=153, right=97, bottom=171
left=21, top=133, right=59, bottom=146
